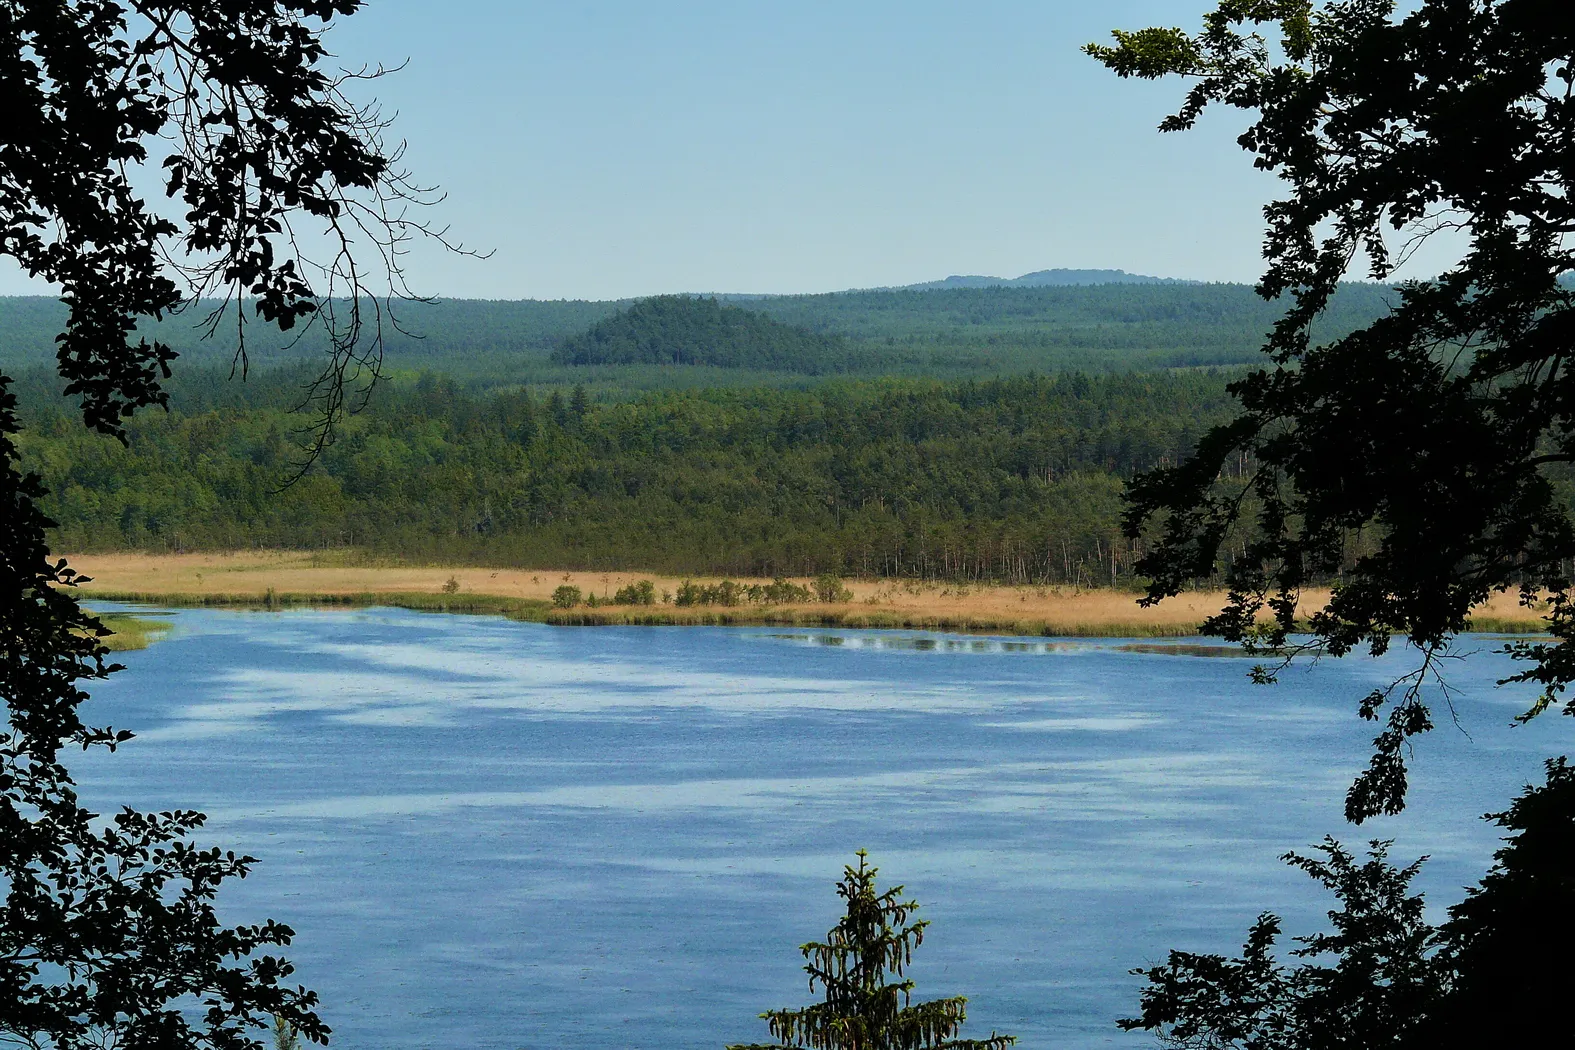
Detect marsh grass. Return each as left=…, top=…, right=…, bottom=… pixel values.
left=66, top=551, right=1553, bottom=638
left=87, top=611, right=174, bottom=651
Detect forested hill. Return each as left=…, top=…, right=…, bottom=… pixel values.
left=0, top=282, right=1397, bottom=387
left=22, top=367, right=1238, bottom=582
left=550, top=295, right=846, bottom=371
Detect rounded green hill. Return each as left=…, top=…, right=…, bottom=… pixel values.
left=551, top=295, right=847, bottom=372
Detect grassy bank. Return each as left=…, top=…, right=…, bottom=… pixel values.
left=86, top=588, right=553, bottom=618
left=88, top=611, right=174, bottom=651
left=82, top=588, right=1207, bottom=637
left=67, top=551, right=1552, bottom=638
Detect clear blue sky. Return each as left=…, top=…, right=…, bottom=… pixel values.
left=0, top=2, right=1446, bottom=300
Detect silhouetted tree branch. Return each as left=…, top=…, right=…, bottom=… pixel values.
left=1089, top=0, right=1575, bottom=820
left=0, top=1, right=462, bottom=1044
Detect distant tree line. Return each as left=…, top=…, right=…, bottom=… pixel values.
left=20, top=368, right=1244, bottom=583
left=0, top=283, right=1398, bottom=389
left=740, top=281, right=1396, bottom=343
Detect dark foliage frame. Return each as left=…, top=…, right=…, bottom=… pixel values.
left=1089, top=0, right=1575, bottom=821
left=1, top=2, right=461, bottom=1046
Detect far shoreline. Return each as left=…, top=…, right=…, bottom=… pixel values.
left=65, top=550, right=1552, bottom=639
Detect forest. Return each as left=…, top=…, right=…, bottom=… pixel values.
left=17, top=365, right=1239, bottom=582
left=0, top=281, right=1402, bottom=583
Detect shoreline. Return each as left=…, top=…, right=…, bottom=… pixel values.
left=66, top=551, right=1552, bottom=638
left=80, top=588, right=1216, bottom=638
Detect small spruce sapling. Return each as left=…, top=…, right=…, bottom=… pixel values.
left=728, top=851, right=1014, bottom=1050
left=813, top=575, right=853, bottom=604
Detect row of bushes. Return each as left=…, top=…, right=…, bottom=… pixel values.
left=550, top=575, right=853, bottom=609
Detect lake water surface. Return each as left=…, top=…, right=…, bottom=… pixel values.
left=76, top=607, right=1568, bottom=1049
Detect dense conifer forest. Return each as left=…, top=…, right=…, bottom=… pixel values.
left=17, top=365, right=1238, bottom=581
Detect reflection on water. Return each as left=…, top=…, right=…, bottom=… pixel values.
left=765, top=632, right=1083, bottom=654
left=1112, top=642, right=1260, bottom=658
left=767, top=633, right=1269, bottom=658
left=72, top=608, right=1565, bottom=1050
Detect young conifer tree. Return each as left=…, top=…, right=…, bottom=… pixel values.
left=728, top=851, right=1015, bottom=1050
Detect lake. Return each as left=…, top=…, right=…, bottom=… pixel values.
left=75, top=606, right=1567, bottom=1050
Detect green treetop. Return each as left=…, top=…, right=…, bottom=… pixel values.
left=728, top=851, right=1014, bottom=1050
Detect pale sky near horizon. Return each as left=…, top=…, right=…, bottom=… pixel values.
left=0, top=1, right=1458, bottom=301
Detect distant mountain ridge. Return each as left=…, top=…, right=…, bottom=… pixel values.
left=894, top=268, right=1185, bottom=291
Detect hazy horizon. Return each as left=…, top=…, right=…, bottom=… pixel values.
left=0, top=266, right=1209, bottom=305
left=0, top=2, right=1464, bottom=301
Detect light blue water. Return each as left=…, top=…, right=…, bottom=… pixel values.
left=73, top=606, right=1567, bottom=1050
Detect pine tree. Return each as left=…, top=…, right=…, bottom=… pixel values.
left=728, top=851, right=1015, bottom=1050
left=570, top=384, right=592, bottom=420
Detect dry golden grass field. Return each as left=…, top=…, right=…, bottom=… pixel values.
left=66, top=550, right=1548, bottom=637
